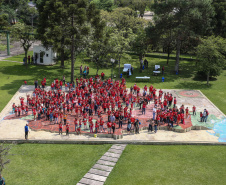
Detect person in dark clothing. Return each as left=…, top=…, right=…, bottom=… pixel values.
left=135, top=119, right=140, bottom=134
left=119, top=114, right=123, bottom=128
left=154, top=120, right=158, bottom=133
left=148, top=119, right=153, bottom=132
left=34, top=80, right=38, bottom=89
left=127, top=69, right=130, bottom=78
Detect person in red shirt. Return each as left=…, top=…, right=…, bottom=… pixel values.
left=101, top=72, right=105, bottom=80
left=200, top=112, right=203, bottom=122
left=66, top=123, right=69, bottom=135
left=95, top=121, right=99, bottom=133
left=193, top=105, right=196, bottom=115
left=33, top=108, right=36, bottom=120
left=185, top=107, right=189, bottom=118
left=112, top=122, right=116, bottom=134
left=174, top=97, right=177, bottom=108
left=59, top=123, right=63, bottom=135
left=142, top=101, right=146, bottom=115
left=25, top=106, right=28, bottom=115
left=107, top=122, right=112, bottom=134
left=99, top=118, right=105, bottom=132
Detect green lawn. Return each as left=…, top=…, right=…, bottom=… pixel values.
left=0, top=51, right=225, bottom=114
left=105, top=145, right=226, bottom=185
left=2, top=144, right=110, bottom=185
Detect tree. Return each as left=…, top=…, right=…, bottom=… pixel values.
left=0, top=0, right=9, bottom=29
left=196, top=36, right=226, bottom=85
left=131, top=27, right=149, bottom=60
left=151, top=0, right=215, bottom=72
left=211, top=0, right=226, bottom=38
left=38, top=0, right=104, bottom=82
left=87, top=27, right=113, bottom=74
left=12, top=22, right=35, bottom=67
left=101, top=7, right=147, bottom=34
left=0, top=143, right=11, bottom=174
left=114, top=0, right=152, bottom=17
left=91, top=0, right=115, bottom=11
left=109, top=28, right=134, bottom=77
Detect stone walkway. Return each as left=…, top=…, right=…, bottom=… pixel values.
left=77, top=144, right=127, bottom=185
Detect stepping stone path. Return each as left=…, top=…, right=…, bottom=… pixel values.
left=77, top=144, right=127, bottom=185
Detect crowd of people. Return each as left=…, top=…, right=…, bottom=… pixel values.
left=12, top=75, right=209, bottom=137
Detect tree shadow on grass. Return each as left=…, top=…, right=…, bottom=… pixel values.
left=174, top=81, right=212, bottom=90
left=0, top=80, right=25, bottom=95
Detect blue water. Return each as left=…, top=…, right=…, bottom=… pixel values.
left=208, top=118, right=226, bottom=142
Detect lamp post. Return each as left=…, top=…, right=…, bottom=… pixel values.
left=110, top=58, right=115, bottom=79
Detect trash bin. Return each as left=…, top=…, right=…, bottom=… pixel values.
left=120, top=74, right=123, bottom=78
left=162, top=77, right=165, bottom=82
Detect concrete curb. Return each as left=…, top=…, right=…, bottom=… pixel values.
left=0, top=140, right=226, bottom=145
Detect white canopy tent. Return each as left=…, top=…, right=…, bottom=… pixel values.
left=123, top=64, right=132, bottom=76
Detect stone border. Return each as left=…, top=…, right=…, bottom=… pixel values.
left=0, top=140, right=226, bottom=145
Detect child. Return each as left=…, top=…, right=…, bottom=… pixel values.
left=200, top=112, right=203, bottom=122
left=12, top=103, right=15, bottom=113
left=59, top=123, right=63, bottom=135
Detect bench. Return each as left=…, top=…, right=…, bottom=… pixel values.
left=136, top=76, right=150, bottom=82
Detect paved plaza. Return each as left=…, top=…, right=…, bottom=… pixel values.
left=0, top=85, right=225, bottom=142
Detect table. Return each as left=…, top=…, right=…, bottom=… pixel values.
left=153, top=71, right=161, bottom=75
left=136, top=76, right=150, bottom=82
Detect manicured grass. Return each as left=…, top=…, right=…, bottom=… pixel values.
left=105, top=145, right=226, bottom=185
left=0, top=51, right=225, bottom=114
left=2, top=144, right=111, bottom=184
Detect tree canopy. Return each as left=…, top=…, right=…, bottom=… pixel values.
left=37, top=0, right=105, bottom=82
left=151, top=0, right=215, bottom=72
left=196, top=36, right=226, bottom=85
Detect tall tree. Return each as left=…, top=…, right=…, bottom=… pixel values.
left=87, top=27, right=113, bottom=74
left=114, top=0, right=152, bottom=17
left=37, top=0, right=104, bottom=82
left=151, top=0, right=215, bottom=72
left=211, top=0, right=226, bottom=38
left=101, top=7, right=147, bottom=34
left=109, top=28, right=134, bottom=77
left=12, top=22, right=35, bottom=67
left=196, top=36, right=226, bottom=85
left=131, top=27, right=149, bottom=60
